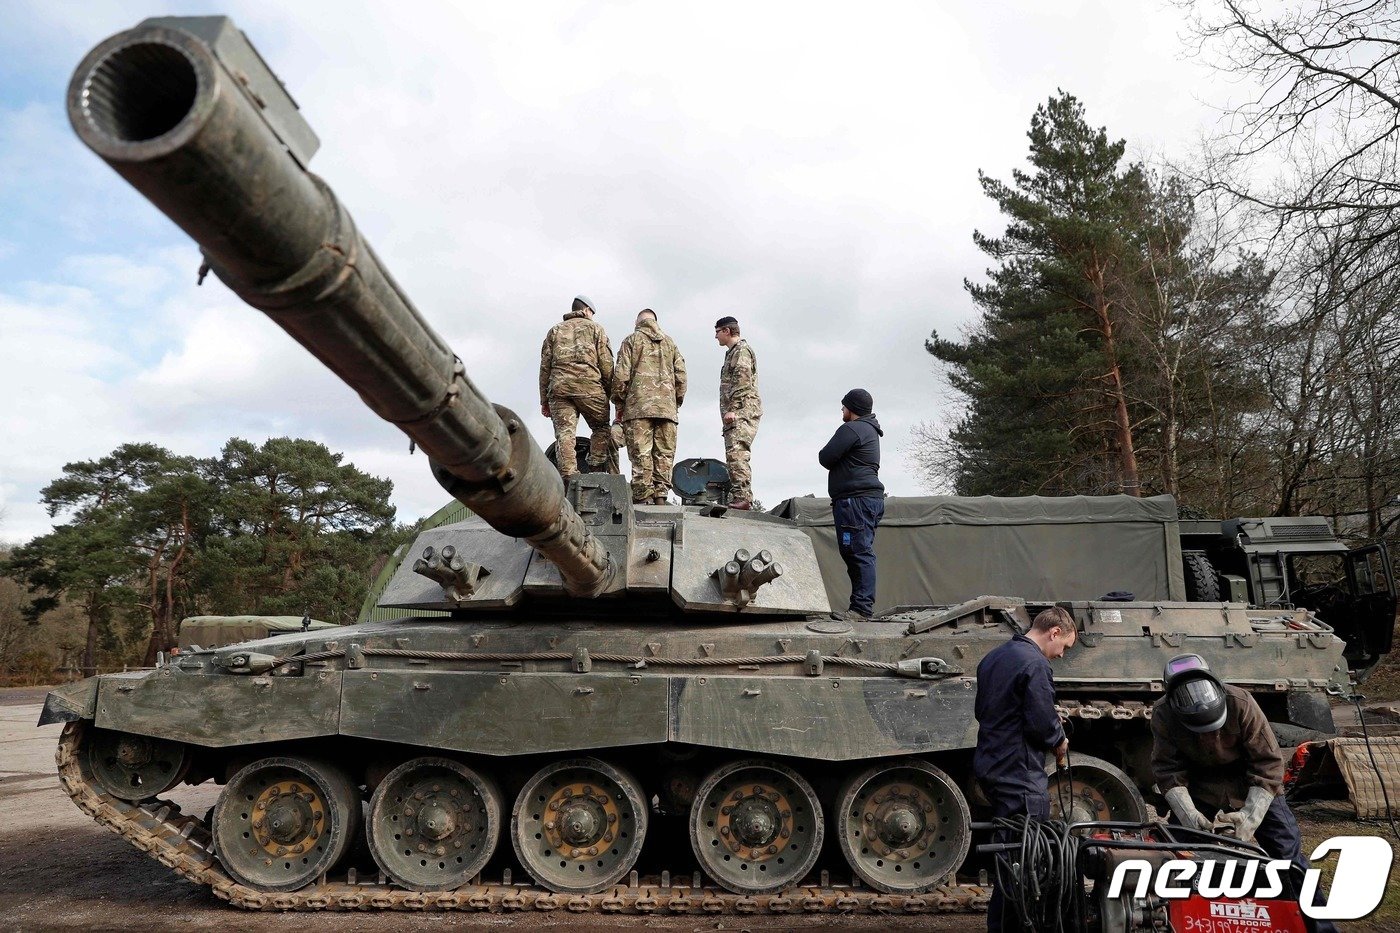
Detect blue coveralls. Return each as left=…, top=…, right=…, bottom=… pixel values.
left=973, top=633, right=1065, bottom=933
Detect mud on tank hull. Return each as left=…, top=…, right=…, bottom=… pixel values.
left=43, top=597, right=1347, bottom=909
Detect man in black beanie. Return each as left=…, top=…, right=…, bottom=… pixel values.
left=818, top=389, right=885, bottom=621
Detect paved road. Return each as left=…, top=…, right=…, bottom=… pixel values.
left=0, top=694, right=978, bottom=932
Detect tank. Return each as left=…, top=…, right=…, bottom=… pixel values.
left=42, top=15, right=1357, bottom=914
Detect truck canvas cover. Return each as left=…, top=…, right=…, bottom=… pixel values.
left=770, top=494, right=1187, bottom=613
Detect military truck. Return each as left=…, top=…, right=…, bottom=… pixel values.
left=770, top=497, right=1394, bottom=679
left=1180, top=517, right=1395, bottom=676
left=40, top=15, right=1360, bottom=915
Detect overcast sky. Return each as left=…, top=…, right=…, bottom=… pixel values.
left=0, top=0, right=1231, bottom=543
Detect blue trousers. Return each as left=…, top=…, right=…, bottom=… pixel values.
left=1253, top=797, right=1337, bottom=933
left=833, top=496, right=883, bottom=616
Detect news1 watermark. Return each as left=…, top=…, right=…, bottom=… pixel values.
left=1106, top=836, right=1395, bottom=921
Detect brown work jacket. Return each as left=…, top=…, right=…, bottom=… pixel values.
left=1150, top=683, right=1284, bottom=813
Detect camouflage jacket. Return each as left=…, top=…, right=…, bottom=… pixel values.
left=539, top=309, right=614, bottom=404
left=719, top=339, right=761, bottom=420
left=612, top=319, right=687, bottom=421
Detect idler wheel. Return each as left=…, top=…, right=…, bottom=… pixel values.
left=83, top=727, right=189, bottom=801
left=689, top=759, right=823, bottom=895
left=212, top=756, right=359, bottom=892
left=1044, top=752, right=1148, bottom=824
left=510, top=758, right=647, bottom=895
left=836, top=759, right=971, bottom=893
left=367, top=757, right=501, bottom=891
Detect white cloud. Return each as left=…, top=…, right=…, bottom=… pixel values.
left=0, top=288, right=134, bottom=540
left=1, top=0, right=1229, bottom=542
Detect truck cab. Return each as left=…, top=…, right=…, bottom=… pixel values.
left=1180, top=516, right=1396, bottom=677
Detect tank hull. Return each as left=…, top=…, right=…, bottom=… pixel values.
left=54, top=601, right=1344, bottom=760
left=44, top=597, right=1346, bottom=909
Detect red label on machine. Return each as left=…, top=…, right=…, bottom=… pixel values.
left=1169, top=896, right=1307, bottom=933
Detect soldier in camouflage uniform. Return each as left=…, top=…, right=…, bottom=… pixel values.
left=539, top=296, right=615, bottom=479
left=612, top=309, right=687, bottom=504
left=714, top=316, right=761, bottom=509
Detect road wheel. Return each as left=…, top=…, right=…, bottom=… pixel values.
left=367, top=757, right=500, bottom=891
left=510, top=758, right=647, bottom=894
left=84, top=727, right=189, bottom=801
left=835, top=759, right=970, bottom=893
left=212, top=756, right=359, bottom=892
left=1045, top=752, right=1148, bottom=823
left=690, top=759, right=823, bottom=894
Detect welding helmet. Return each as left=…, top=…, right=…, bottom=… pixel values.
left=1163, top=654, right=1228, bottom=734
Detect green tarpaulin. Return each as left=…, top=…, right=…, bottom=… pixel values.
left=770, top=495, right=1186, bottom=613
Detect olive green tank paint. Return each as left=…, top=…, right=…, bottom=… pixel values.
left=94, top=670, right=343, bottom=747
left=337, top=671, right=668, bottom=754
left=670, top=675, right=979, bottom=760
left=38, top=676, right=98, bottom=724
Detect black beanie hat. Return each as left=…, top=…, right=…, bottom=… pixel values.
left=842, top=388, right=873, bottom=416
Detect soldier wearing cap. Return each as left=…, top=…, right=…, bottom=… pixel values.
left=612, top=308, right=687, bottom=504
left=539, top=295, right=615, bottom=479
left=1152, top=654, right=1336, bottom=933
left=714, top=316, right=761, bottom=509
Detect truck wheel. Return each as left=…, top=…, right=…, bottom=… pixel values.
left=1183, top=551, right=1221, bottom=602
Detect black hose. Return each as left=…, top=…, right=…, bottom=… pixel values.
left=1349, top=693, right=1400, bottom=841
left=988, top=816, right=1083, bottom=933
left=980, top=817, right=1280, bottom=933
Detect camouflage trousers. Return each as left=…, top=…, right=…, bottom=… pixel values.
left=623, top=418, right=678, bottom=503
left=722, top=416, right=758, bottom=502
left=550, top=394, right=612, bottom=477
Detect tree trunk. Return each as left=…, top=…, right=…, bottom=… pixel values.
left=1090, top=268, right=1141, bottom=496
left=82, top=596, right=100, bottom=677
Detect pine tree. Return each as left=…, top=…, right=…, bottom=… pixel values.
left=928, top=92, right=1151, bottom=495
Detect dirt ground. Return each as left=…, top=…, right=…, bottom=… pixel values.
left=2, top=685, right=1394, bottom=932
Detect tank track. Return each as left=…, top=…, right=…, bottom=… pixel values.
left=1056, top=699, right=1154, bottom=721
left=57, top=722, right=990, bottom=913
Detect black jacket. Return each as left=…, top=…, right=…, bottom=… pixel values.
left=972, top=634, right=1065, bottom=800
left=818, top=414, right=884, bottom=499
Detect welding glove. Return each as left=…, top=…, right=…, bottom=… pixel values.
left=1164, top=786, right=1213, bottom=832
left=1218, top=786, right=1273, bottom=842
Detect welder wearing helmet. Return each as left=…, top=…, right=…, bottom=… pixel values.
left=1151, top=654, right=1337, bottom=933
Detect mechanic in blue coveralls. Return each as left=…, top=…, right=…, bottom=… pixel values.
left=973, top=606, right=1077, bottom=933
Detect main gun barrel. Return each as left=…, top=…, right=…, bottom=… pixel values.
left=67, top=19, right=613, bottom=596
